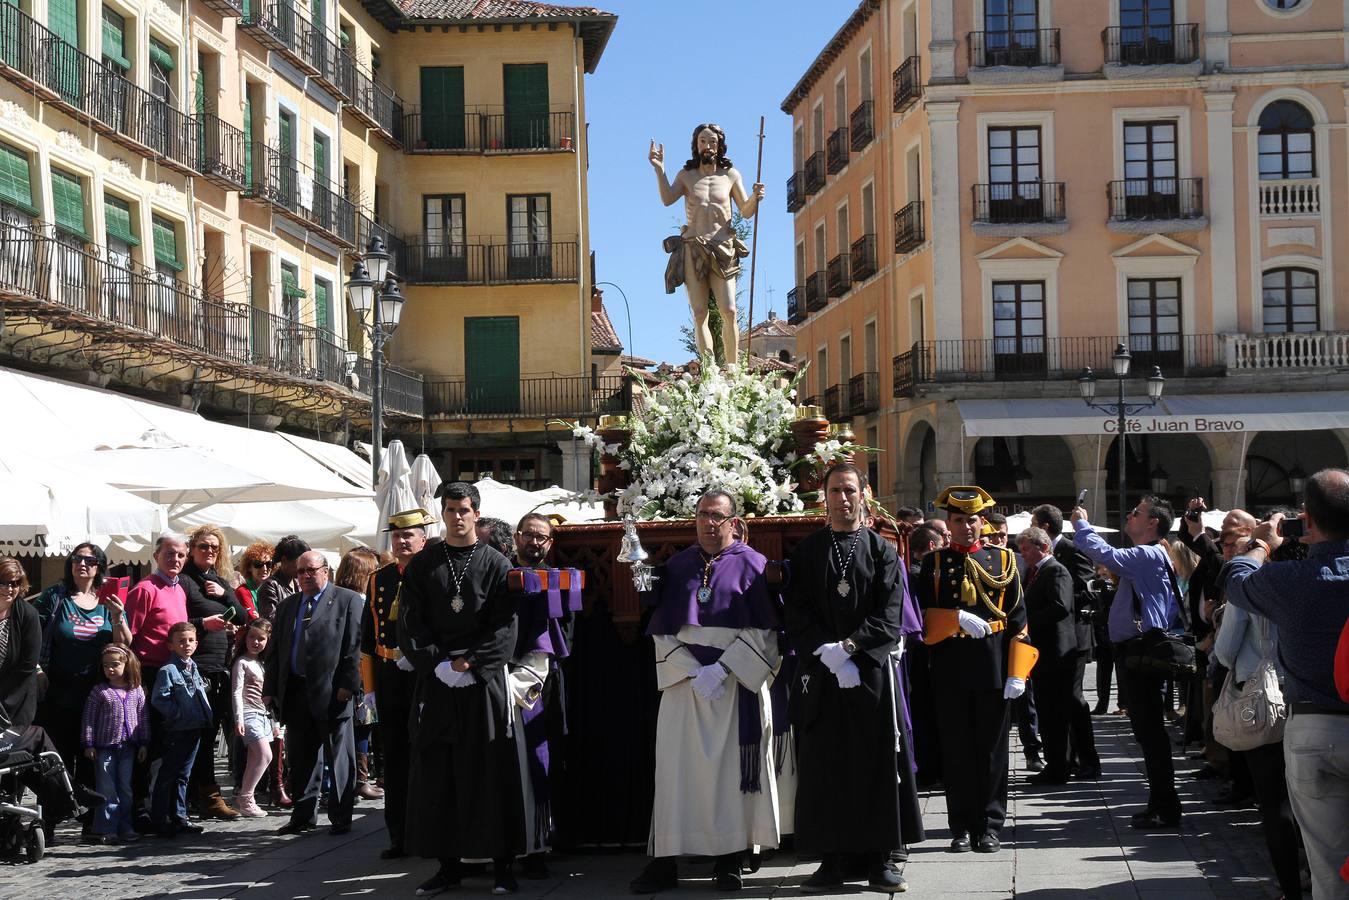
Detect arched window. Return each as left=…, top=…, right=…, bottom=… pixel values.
left=1258, top=100, right=1315, bottom=180
left=1262, top=267, right=1319, bottom=333
left=778, top=349, right=792, bottom=363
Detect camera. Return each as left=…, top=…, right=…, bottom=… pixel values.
left=1185, top=510, right=1201, bottom=523
left=1279, top=517, right=1305, bottom=540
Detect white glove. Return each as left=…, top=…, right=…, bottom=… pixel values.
left=835, top=659, right=861, bottom=689
left=434, top=660, right=456, bottom=686
left=362, top=691, right=376, bottom=714
left=814, top=641, right=851, bottom=673
left=395, top=655, right=415, bottom=672
left=690, top=664, right=729, bottom=701
left=1003, top=676, right=1026, bottom=700
left=957, top=609, right=993, bottom=638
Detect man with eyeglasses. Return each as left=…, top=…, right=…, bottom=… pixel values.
left=985, top=514, right=1046, bottom=773
left=631, top=489, right=781, bottom=894
left=360, top=508, right=435, bottom=861
left=264, top=550, right=363, bottom=837
left=1071, top=497, right=1182, bottom=829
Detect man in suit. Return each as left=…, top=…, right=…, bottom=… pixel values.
left=1032, top=504, right=1102, bottom=778
left=264, top=550, right=363, bottom=836
left=1018, top=527, right=1090, bottom=785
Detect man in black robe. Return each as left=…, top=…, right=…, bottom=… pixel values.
left=785, top=463, right=907, bottom=894
left=399, top=482, right=522, bottom=896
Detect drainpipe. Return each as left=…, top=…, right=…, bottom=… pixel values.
left=572, top=30, right=586, bottom=380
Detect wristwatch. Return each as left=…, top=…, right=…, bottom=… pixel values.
left=841, top=638, right=858, bottom=656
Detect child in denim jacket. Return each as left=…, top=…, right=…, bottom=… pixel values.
left=150, top=621, right=213, bottom=837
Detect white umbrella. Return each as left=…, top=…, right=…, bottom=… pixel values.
left=374, top=441, right=418, bottom=553
left=409, top=453, right=444, bottom=540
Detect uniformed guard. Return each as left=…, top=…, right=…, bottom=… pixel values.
left=916, top=487, right=1036, bottom=855
left=359, top=507, right=435, bottom=860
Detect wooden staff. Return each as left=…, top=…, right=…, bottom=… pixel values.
left=744, top=115, right=766, bottom=361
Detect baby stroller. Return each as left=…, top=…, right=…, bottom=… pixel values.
left=0, top=707, right=80, bottom=863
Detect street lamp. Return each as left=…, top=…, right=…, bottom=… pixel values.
left=1013, top=465, right=1033, bottom=496
left=1150, top=464, right=1170, bottom=496
left=1288, top=463, right=1308, bottom=497
left=1078, top=343, right=1166, bottom=531
left=347, top=235, right=405, bottom=489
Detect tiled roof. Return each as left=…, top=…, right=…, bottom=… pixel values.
left=621, top=353, right=658, bottom=368
left=591, top=305, right=622, bottom=353
left=750, top=316, right=797, bottom=338
left=395, top=0, right=610, bottom=20
left=781, top=0, right=879, bottom=113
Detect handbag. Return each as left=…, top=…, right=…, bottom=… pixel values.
left=1118, top=553, right=1196, bottom=679
left=1212, top=617, right=1286, bottom=751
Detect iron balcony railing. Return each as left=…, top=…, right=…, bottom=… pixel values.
left=400, top=239, right=580, bottom=285
left=356, top=214, right=407, bottom=273
left=850, top=233, right=878, bottom=282
left=786, top=171, right=806, bottom=213
left=238, top=3, right=294, bottom=53
left=826, top=127, right=849, bottom=174
left=256, top=144, right=358, bottom=248
left=826, top=253, right=850, bottom=297
left=402, top=242, right=490, bottom=285
left=354, top=357, right=425, bottom=417
left=892, top=55, right=921, bottom=112
left=803, top=151, right=826, bottom=195
left=404, top=107, right=575, bottom=154
left=786, top=286, right=804, bottom=324
left=424, top=374, right=632, bottom=420
left=1103, top=24, right=1200, bottom=66
left=240, top=1, right=351, bottom=101
left=823, top=384, right=845, bottom=422
left=891, top=334, right=1222, bottom=397
left=197, top=113, right=248, bottom=190
left=805, top=270, right=828, bottom=313
left=199, top=0, right=244, bottom=16
left=486, top=241, right=579, bottom=284
left=969, top=28, right=1061, bottom=68
left=0, top=217, right=48, bottom=299
left=972, top=182, right=1066, bottom=225
left=344, top=64, right=405, bottom=145
left=850, top=100, right=874, bottom=150
left=1107, top=178, right=1204, bottom=221
left=848, top=371, right=880, bottom=415
left=894, top=200, right=925, bottom=253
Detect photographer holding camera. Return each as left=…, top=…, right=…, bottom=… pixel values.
left=1221, top=468, right=1349, bottom=900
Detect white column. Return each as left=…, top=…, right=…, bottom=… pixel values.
left=557, top=439, right=591, bottom=493
left=928, top=100, right=964, bottom=344
left=929, top=0, right=957, bottom=81
left=1204, top=90, right=1238, bottom=333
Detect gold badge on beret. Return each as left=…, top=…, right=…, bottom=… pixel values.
left=936, top=485, right=996, bottom=515
left=384, top=508, right=437, bottom=532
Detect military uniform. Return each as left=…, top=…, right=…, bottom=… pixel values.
left=916, top=487, right=1029, bottom=850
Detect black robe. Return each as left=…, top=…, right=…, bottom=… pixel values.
left=785, top=526, right=907, bottom=855
left=398, top=540, right=522, bottom=861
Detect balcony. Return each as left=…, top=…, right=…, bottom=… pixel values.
left=403, top=108, right=575, bottom=154
left=972, top=183, right=1067, bottom=236
left=353, top=358, right=425, bottom=417
left=344, top=66, right=405, bottom=146
left=250, top=144, right=357, bottom=248
left=826, top=127, right=849, bottom=174
left=894, top=200, right=926, bottom=253
left=967, top=29, right=1062, bottom=83
left=786, top=286, right=805, bottom=325
left=805, top=270, right=828, bottom=313
left=803, top=151, right=826, bottom=195
left=823, top=385, right=845, bottom=422
left=826, top=253, right=850, bottom=297
left=1103, top=24, right=1201, bottom=76
left=786, top=171, right=806, bottom=213
left=401, top=239, right=579, bottom=285
left=850, top=234, right=877, bottom=282
left=238, top=3, right=295, bottom=53
left=892, top=55, right=921, bottom=112
left=891, top=334, right=1221, bottom=397
left=850, top=100, right=874, bottom=151
left=848, top=371, right=880, bottom=416
left=1107, top=178, right=1206, bottom=232
left=196, top=113, right=249, bottom=191
left=199, top=0, right=244, bottom=16
left=1227, top=332, right=1349, bottom=372
left=424, top=374, right=631, bottom=420
left=1259, top=179, right=1320, bottom=217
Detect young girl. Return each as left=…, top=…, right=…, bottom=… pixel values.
left=231, top=619, right=274, bottom=817
left=81, top=643, right=149, bottom=843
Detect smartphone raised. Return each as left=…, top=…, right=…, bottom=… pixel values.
left=1076, top=489, right=1089, bottom=506
left=222, top=605, right=238, bottom=623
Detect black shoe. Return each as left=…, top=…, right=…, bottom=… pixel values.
left=629, top=858, right=678, bottom=894
left=975, top=833, right=1001, bottom=853
left=154, top=823, right=179, bottom=839
left=742, top=851, right=762, bottom=874
left=1091, top=706, right=1109, bottom=715
left=132, top=813, right=156, bottom=835
left=1215, top=790, right=1254, bottom=809
left=1027, top=770, right=1070, bottom=786
left=380, top=844, right=406, bottom=860
left=1025, top=756, right=1045, bottom=773
left=1130, top=811, right=1180, bottom=829
left=1191, top=765, right=1223, bottom=781
left=712, top=853, right=743, bottom=891
left=329, top=821, right=351, bottom=836
left=801, top=860, right=844, bottom=893
left=276, top=820, right=315, bottom=835
left=867, top=865, right=908, bottom=893
left=949, top=833, right=972, bottom=853
left=520, top=853, right=549, bottom=879
left=174, top=819, right=204, bottom=836
left=417, top=864, right=463, bottom=896
left=1075, top=764, right=1103, bottom=779
left=492, top=861, right=518, bottom=895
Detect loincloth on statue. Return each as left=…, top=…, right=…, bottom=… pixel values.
left=663, top=226, right=749, bottom=294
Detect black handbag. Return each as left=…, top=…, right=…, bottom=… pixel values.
left=1118, top=555, right=1197, bottom=679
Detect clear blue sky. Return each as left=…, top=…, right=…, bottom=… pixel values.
left=584, top=0, right=850, bottom=365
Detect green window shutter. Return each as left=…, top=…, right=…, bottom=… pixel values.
left=151, top=215, right=184, bottom=271
left=311, top=0, right=324, bottom=33
left=194, top=64, right=205, bottom=115
left=48, top=0, right=79, bottom=47
left=465, top=316, right=520, bottom=413
left=0, top=142, right=37, bottom=215
left=420, top=66, right=464, bottom=149
left=314, top=278, right=330, bottom=331
left=103, top=195, right=139, bottom=246
left=101, top=6, right=130, bottom=70
left=149, top=39, right=175, bottom=71
left=279, top=110, right=294, bottom=155
left=243, top=94, right=253, bottom=184
left=503, top=63, right=549, bottom=149
left=50, top=169, right=91, bottom=241
left=281, top=267, right=304, bottom=298
left=313, top=132, right=327, bottom=180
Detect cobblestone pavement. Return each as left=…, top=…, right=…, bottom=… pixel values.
left=2, top=694, right=1286, bottom=899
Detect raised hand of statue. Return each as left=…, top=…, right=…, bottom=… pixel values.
left=752, top=182, right=765, bottom=201
left=648, top=139, right=664, bottom=173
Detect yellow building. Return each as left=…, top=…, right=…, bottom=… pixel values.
left=785, top=0, right=1349, bottom=518
left=0, top=0, right=619, bottom=489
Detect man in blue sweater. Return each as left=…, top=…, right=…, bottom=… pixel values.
left=1221, top=468, right=1349, bottom=900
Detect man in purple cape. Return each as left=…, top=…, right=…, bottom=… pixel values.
left=629, top=490, right=783, bottom=894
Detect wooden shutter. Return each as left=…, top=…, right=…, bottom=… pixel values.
left=101, top=6, right=129, bottom=70
left=0, top=142, right=36, bottom=214
left=104, top=195, right=139, bottom=246
left=503, top=63, right=548, bottom=149
left=314, top=278, right=330, bottom=331
left=50, top=169, right=90, bottom=240
left=313, top=132, right=327, bottom=179
left=419, top=66, right=464, bottom=150
left=465, top=316, right=520, bottom=413
left=152, top=216, right=183, bottom=271
left=243, top=93, right=253, bottom=185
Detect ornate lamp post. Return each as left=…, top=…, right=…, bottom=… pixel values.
left=1078, top=343, right=1165, bottom=530
left=346, top=236, right=404, bottom=489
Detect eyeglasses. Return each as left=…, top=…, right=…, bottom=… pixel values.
left=0, top=580, right=23, bottom=590
left=695, top=511, right=733, bottom=526
left=296, top=565, right=327, bottom=576
left=72, top=554, right=100, bottom=567
left=195, top=543, right=220, bottom=553
left=251, top=560, right=273, bottom=570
